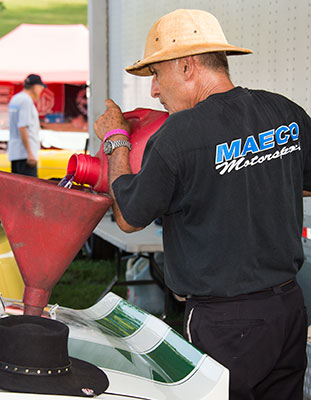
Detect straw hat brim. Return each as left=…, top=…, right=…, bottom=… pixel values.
left=126, top=43, right=253, bottom=76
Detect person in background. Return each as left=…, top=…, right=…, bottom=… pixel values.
left=8, top=74, right=46, bottom=177
left=94, top=9, right=311, bottom=400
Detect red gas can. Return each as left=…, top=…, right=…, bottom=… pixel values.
left=67, top=108, right=169, bottom=193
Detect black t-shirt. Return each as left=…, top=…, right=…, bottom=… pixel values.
left=113, top=87, right=311, bottom=296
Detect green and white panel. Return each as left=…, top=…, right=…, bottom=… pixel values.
left=56, top=293, right=228, bottom=400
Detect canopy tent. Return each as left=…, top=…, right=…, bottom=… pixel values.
left=0, top=24, right=89, bottom=84
left=0, top=24, right=89, bottom=126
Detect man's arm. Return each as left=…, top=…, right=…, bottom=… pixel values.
left=19, top=127, right=37, bottom=167
left=303, top=190, right=311, bottom=197
left=108, top=143, right=144, bottom=233
left=94, top=99, right=144, bottom=233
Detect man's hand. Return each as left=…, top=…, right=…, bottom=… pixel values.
left=93, top=99, right=142, bottom=233
left=94, top=99, right=131, bottom=141
left=27, top=152, right=37, bottom=168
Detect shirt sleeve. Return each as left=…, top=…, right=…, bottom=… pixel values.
left=112, top=140, right=177, bottom=228
left=17, top=99, right=32, bottom=128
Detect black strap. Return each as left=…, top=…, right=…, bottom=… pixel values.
left=0, top=360, right=72, bottom=376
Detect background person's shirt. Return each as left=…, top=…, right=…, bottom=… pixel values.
left=8, top=91, right=40, bottom=161
left=113, top=87, right=311, bottom=297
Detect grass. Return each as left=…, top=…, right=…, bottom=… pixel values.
left=0, top=0, right=87, bottom=38
left=50, top=255, right=127, bottom=309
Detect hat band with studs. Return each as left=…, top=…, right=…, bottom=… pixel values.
left=0, top=360, right=72, bottom=376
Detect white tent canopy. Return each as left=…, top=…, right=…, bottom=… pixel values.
left=0, top=24, right=89, bottom=83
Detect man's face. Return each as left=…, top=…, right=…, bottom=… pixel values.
left=31, top=84, right=45, bottom=101
left=149, top=60, right=188, bottom=115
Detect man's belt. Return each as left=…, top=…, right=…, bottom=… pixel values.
left=187, top=279, right=296, bottom=302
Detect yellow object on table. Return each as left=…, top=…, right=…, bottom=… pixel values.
left=0, top=223, right=24, bottom=300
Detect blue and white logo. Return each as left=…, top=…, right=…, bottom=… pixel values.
left=215, top=122, right=301, bottom=175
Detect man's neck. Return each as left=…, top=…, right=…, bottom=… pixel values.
left=193, top=72, right=235, bottom=105
left=23, top=88, right=35, bottom=102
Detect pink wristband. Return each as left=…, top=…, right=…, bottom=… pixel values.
left=104, top=129, right=129, bottom=142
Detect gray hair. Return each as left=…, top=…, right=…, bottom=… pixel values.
left=196, top=51, right=230, bottom=76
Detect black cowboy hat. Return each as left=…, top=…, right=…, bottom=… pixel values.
left=0, top=315, right=109, bottom=397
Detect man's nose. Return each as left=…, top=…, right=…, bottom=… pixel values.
left=151, top=75, right=160, bottom=98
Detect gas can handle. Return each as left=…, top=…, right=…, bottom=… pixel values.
left=123, top=108, right=151, bottom=121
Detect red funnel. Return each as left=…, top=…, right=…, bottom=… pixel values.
left=0, top=171, right=112, bottom=316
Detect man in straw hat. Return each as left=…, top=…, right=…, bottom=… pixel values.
left=94, top=9, right=311, bottom=399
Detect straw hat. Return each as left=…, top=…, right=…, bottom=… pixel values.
left=126, top=9, right=252, bottom=76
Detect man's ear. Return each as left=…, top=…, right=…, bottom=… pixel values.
left=178, top=56, right=196, bottom=80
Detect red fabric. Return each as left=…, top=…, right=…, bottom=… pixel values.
left=10, top=83, right=64, bottom=116
left=0, top=24, right=89, bottom=84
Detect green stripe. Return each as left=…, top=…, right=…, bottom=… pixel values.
left=95, top=299, right=148, bottom=337
left=146, top=330, right=203, bottom=382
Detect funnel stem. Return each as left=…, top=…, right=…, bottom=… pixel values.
left=24, top=304, right=44, bottom=316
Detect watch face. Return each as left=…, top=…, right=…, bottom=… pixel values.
left=104, top=141, right=113, bottom=155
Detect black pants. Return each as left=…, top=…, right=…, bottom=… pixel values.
left=11, top=159, right=37, bottom=177
left=184, top=281, right=307, bottom=400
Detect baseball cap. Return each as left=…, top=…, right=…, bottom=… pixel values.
left=24, top=74, right=47, bottom=88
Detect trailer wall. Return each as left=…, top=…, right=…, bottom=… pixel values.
left=108, top=0, right=311, bottom=114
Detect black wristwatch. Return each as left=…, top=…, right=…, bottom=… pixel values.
left=103, top=140, right=132, bottom=155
